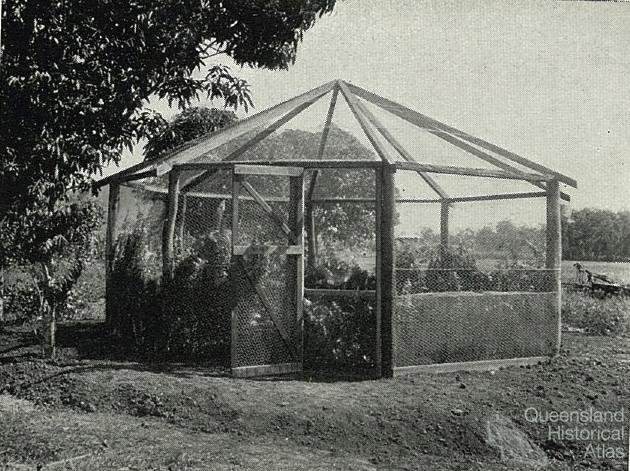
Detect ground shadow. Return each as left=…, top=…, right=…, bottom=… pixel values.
left=1, top=321, right=379, bottom=383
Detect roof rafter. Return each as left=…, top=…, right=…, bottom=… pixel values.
left=346, top=82, right=577, bottom=188
left=97, top=80, right=336, bottom=188
left=354, top=98, right=448, bottom=199
left=306, top=85, right=340, bottom=204
left=337, top=80, right=395, bottom=164
left=181, top=86, right=331, bottom=193
left=429, top=129, right=570, bottom=202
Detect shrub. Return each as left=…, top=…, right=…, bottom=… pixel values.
left=109, top=228, right=233, bottom=361
left=304, top=259, right=376, bottom=369
left=562, top=290, right=630, bottom=337
left=304, top=297, right=375, bottom=369
left=109, top=229, right=162, bottom=353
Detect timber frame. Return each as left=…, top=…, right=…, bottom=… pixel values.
left=100, top=79, right=576, bottom=378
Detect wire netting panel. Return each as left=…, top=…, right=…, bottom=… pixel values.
left=309, top=168, right=377, bottom=275
left=232, top=253, right=296, bottom=367
left=392, top=170, right=559, bottom=367
left=113, top=183, right=166, bottom=276
left=303, top=168, right=378, bottom=372
left=230, top=175, right=300, bottom=369
left=394, top=291, right=558, bottom=366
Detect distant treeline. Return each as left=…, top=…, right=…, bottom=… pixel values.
left=562, top=208, right=630, bottom=262
left=404, top=208, right=630, bottom=264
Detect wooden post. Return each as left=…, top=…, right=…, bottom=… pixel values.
left=230, top=173, right=242, bottom=370
left=177, top=194, right=187, bottom=249
left=162, top=170, right=180, bottom=282
left=288, top=174, right=305, bottom=361
left=546, top=179, right=562, bottom=354
left=374, top=169, right=383, bottom=376
left=440, top=201, right=450, bottom=251
left=305, top=201, right=318, bottom=270
left=379, top=164, right=396, bottom=377
left=105, top=183, right=120, bottom=328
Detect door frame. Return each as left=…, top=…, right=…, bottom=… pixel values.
left=230, top=165, right=305, bottom=377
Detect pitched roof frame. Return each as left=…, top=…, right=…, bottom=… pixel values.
left=98, top=79, right=576, bottom=201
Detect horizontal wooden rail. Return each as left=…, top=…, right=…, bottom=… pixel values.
left=123, top=182, right=548, bottom=205
left=175, top=160, right=382, bottom=171
left=445, top=191, right=548, bottom=203
left=234, top=164, right=304, bottom=177
left=304, top=288, right=376, bottom=300
left=395, top=161, right=550, bottom=181
left=233, top=245, right=302, bottom=256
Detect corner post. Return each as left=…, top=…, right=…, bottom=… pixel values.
left=378, top=163, right=396, bottom=377
left=105, top=183, right=120, bottom=329
left=546, top=178, right=562, bottom=354
left=162, top=169, right=180, bottom=282
left=288, top=173, right=305, bottom=361
left=230, top=172, right=242, bottom=370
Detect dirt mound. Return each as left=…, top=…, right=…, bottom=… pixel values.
left=485, top=413, right=549, bottom=468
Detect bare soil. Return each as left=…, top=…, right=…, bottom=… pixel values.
left=0, top=322, right=628, bottom=470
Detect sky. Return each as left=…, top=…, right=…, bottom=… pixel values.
left=105, top=0, right=630, bottom=226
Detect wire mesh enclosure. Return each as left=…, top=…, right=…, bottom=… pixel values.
left=101, top=80, right=574, bottom=377
left=393, top=171, right=559, bottom=371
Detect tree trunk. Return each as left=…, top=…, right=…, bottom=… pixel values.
left=40, top=262, right=56, bottom=359
left=0, top=267, right=4, bottom=323
left=42, top=305, right=56, bottom=359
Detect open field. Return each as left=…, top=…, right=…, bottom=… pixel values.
left=1, top=322, right=629, bottom=470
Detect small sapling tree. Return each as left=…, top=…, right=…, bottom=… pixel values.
left=3, top=202, right=102, bottom=358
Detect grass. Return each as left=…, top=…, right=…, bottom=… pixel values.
left=562, top=289, right=630, bottom=337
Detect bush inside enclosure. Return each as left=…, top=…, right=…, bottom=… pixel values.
left=562, top=290, right=630, bottom=337
left=109, top=229, right=233, bottom=361
left=304, top=262, right=376, bottom=369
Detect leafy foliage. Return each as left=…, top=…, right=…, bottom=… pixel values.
left=304, top=260, right=376, bottom=369
left=563, top=209, right=630, bottom=262
left=1, top=202, right=103, bottom=356
left=144, top=107, right=238, bottom=161
left=395, top=240, right=551, bottom=294
left=1, top=0, right=337, bottom=216
left=109, top=228, right=233, bottom=360
left=464, top=220, right=545, bottom=264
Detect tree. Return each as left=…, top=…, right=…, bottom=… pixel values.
left=2, top=202, right=103, bottom=357
left=562, top=208, right=630, bottom=261
left=1, top=0, right=338, bottom=342
left=144, top=107, right=238, bottom=161
left=1, top=0, right=338, bottom=218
